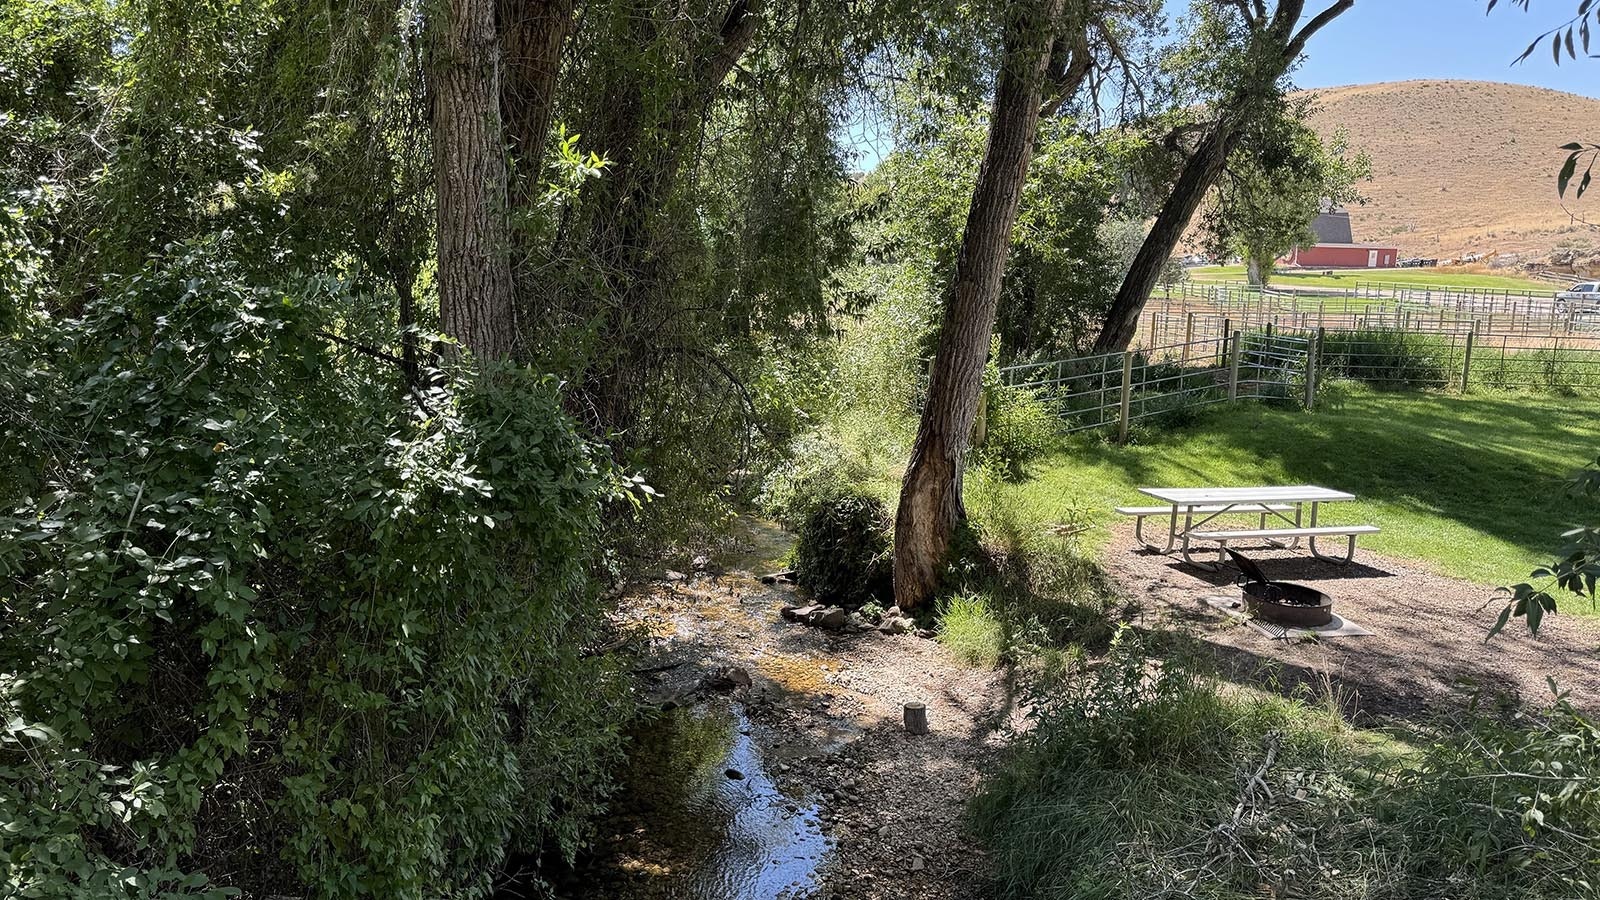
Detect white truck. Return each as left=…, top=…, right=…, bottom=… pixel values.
left=1557, top=282, right=1600, bottom=311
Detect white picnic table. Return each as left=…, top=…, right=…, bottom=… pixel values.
left=1123, top=484, right=1376, bottom=569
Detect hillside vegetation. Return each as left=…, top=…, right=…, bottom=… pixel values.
left=1304, top=79, right=1600, bottom=261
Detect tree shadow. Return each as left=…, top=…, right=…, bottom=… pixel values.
left=1068, top=390, right=1595, bottom=567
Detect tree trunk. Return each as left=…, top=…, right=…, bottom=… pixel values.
left=893, top=0, right=1064, bottom=610
left=569, top=0, right=763, bottom=431
left=1091, top=1, right=1354, bottom=352
left=499, top=0, right=574, bottom=208
left=1246, top=248, right=1274, bottom=288
left=429, top=0, right=519, bottom=360
left=1093, top=123, right=1232, bottom=352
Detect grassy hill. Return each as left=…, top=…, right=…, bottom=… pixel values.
left=1303, top=79, right=1600, bottom=262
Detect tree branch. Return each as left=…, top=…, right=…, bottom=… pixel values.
left=1287, top=0, right=1355, bottom=59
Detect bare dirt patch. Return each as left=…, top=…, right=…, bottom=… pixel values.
left=1102, top=523, right=1600, bottom=721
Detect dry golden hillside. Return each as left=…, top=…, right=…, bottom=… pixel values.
left=1303, top=79, right=1600, bottom=261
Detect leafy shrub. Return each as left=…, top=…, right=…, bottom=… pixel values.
left=977, top=379, right=1059, bottom=479
left=1371, top=689, right=1600, bottom=897
left=0, top=246, right=631, bottom=899
left=1319, top=328, right=1451, bottom=388
left=791, top=480, right=894, bottom=609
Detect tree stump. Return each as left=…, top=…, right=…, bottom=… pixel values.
left=903, top=702, right=929, bottom=735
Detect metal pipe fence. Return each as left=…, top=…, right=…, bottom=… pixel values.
left=1142, top=279, right=1593, bottom=344
left=1001, top=322, right=1600, bottom=439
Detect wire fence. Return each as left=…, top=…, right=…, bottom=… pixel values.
left=1001, top=323, right=1600, bottom=438
left=1142, top=279, right=1596, bottom=344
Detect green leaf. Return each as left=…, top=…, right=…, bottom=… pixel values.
left=1487, top=604, right=1513, bottom=641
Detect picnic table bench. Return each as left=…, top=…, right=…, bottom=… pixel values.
left=1120, top=485, right=1379, bottom=569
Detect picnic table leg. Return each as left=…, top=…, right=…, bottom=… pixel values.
left=1309, top=533, right=1358, bottom=565
left=1180, top=530, right=1220, bottom=570
left=1280, top=496, right=1305, bottom=547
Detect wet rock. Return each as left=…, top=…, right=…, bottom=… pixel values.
left=724, top=768, right=745, bottom=780
left=664, top=569, right=688, bottom=582
left=783, top=604, right=851, bottom=630
left=701, top=665, right=753, bottom=691
left=761, top=569, right=797, bottom=584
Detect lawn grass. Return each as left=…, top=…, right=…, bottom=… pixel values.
left=973, top=387, right=1600, bottom=592
left=1186, top=265, right=1557, bottom=293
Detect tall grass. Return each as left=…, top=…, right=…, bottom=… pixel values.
left=969, top=632, right=1600, bottom=900
left=937, top=592, right=1006, bottom=668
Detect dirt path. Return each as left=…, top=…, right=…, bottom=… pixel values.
left=1102, top=523, right=1600, bottom=721
left=567, top=519, right=1013, bottom=900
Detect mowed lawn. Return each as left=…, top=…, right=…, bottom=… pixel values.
left=1186, top=265, right=1557, bottom=293
left=984, top=388, right=1600, bottom=592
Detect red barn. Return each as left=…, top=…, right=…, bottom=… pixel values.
left=1285, top=243, right=1399, bottom=269
left=1281, top=208, right=1399, bottom=269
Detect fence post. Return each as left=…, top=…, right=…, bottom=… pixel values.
left=1220, top=317, right=1231, bottom=366
left=1118, top=351, right=1134, bottom=444
left=1182, top=313, right=1195, bottom=365
left=1305, top=328, right=1322, bottom=410
left=1460, top=330, right=1474, bottom=394
left=1227, top=330, right=1242, bottom=401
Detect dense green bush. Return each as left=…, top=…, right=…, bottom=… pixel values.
left=0, top=247, right=632, bottom=899
left=977, top=378, right=1060, bottom=480
left=1318, top=328, right=1451, bottom=388
left=790, top=481, right=895, bottom=609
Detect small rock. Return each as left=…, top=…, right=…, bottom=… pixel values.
left=724, top=768, right=745, bottom=780
left=915, top=628, right=936, bottom=639
left=760, top=569, right=797, bottom=584
left=664, top=570, right=687, bottom=582
left=879, top=615, right=912, bottom=635
left=811, top=607, right=850, bottom=630
left=701, top=665, right=753, bottom=691
left=909, top=855, right=926, bottom=872
left=783, top=603, right=822, bottom=623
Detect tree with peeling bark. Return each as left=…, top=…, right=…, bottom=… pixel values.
left=1091, top=0, right=1354, bottom=352
left=893, top=0, right=1069, bottom=611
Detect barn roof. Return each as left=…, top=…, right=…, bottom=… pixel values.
left=1310, top=209, right=1354, bottom=244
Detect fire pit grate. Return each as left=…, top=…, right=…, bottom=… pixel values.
left=1226, top=549, right=1335, bottom=628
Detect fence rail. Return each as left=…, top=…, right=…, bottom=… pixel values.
left=1001, top=322, right=1600, bottom=439
left=1142, top=279, right=1593, bottom=343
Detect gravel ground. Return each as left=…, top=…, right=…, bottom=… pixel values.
left=1103, top=523, right=1600, bottom=721
left=564, top=519, right=1014, bottom=900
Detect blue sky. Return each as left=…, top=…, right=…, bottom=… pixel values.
left=844, top=2, right=1596, bottom=169
left=1193, top=0, right=1598, bottom=96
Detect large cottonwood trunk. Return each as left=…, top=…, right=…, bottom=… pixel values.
left=499, top=0, right=574, bottom=208
left=1093, top=123, right=1232, bottom=352
left=893, top=0, right=1065, bottom=610
left=429, top=0, right=519, bottom=360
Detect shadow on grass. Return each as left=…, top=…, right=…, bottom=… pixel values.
left=1066, top=390, right=1594, bottom=570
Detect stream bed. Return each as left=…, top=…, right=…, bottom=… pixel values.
left=555, top=700, right=834, bottom=899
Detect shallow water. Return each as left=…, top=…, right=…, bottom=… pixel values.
left=556, top=702, right=831, bottom=899
left=682, top=708, right=829, bottom=899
